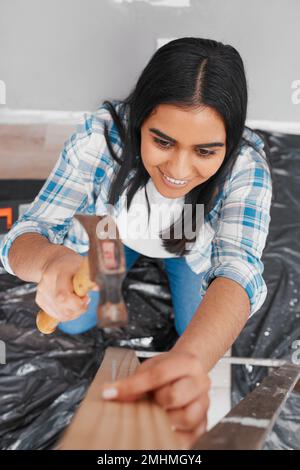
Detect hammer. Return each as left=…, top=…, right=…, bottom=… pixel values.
left=36, top=214, right=128, bottom=334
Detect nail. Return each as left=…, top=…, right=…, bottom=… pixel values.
left=102, top=387, right=118, bottom=399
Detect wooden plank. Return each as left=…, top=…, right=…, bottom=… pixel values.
left=0, top=123, right=75, bottom=179
left=191, top=363, right=300, bottom=450
left=294, top=378, right=300, bottom=394
left=58, top=347, right=185, bottom=450
left=59, top=347, right=300, bottom=450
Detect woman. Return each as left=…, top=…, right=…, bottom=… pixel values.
left=0, top=37, right=272, bottom=439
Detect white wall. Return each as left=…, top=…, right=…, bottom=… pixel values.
left=0, top=0, right=299, bottom=121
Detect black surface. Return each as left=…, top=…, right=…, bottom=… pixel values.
left=0, top=253, right=177, bottom=449
left=232, top=130, right=300, bottom=450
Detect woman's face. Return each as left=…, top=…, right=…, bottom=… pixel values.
left=140, top=104, right=227, bottom=198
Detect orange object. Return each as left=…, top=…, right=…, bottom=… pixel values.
left=0, top=207, right=13, bottom=230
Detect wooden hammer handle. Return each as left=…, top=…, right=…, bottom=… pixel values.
left=36, top=256, right=97, bottom=335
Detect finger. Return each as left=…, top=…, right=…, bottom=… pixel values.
left=194, top=417, right=208, bottom=438
left=168, top=395, right=210, bottom=432
left=62, top=292, right=90, bottom=318
left=56, top=290, right=89, bottom=313
left=35, top=291, right=65, bottom=320
left=99, top=354, right=169, bottom=402
left=36, top=289, right=89, bottom=321
left=100, top=354, right=205, bottom=401
left=154, top=376, right=204, bottom=410
left=57, top=270, right=89, bottom=306
left=176, top=416, right=208, bottom=450
left=138, top=353, right=168, bottom=371
left=62, top=306, right=87, bottom=321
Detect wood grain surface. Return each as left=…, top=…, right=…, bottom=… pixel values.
left=59, top=347, right=188, bottom=450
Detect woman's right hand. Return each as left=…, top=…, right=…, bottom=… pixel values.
left=35, top=252, right=90, bottom=322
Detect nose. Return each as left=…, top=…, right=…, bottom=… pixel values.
left=165, top=151, right=193, bottom=180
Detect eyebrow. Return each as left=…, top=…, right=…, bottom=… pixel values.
left=149, top=127, right=225, bottom=148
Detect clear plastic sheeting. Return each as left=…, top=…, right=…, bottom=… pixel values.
left=232, top=130, right=300, bottom=450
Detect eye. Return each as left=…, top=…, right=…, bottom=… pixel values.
left=153, top=137, right=173, bottom=149
left=197, top=148, right=216, bottom=157
left=153, top=137, right=216, bottom=157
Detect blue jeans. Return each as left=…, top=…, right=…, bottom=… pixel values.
left=58, top=244, right=203, bottom=337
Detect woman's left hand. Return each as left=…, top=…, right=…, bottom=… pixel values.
left=100, top=350, right=211, bottom=438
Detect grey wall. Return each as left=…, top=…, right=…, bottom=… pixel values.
left=0, top=0, right=299, bottom=120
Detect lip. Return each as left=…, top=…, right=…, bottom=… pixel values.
left=158, top=167, right=189, bottom=189
left=159, top=167, right=191, bottom=181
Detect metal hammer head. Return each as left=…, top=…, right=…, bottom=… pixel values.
left=74, top=214, right=128, bottom=328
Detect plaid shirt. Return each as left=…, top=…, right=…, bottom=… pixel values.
left=0, top=100, right=273, bottom=318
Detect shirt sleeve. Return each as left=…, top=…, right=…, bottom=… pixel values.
left=0, top=107, right=116, bottom=276
left=199, top=147, right=273, bottom=318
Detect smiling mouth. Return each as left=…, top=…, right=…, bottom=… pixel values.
left=158, top=168, right=190, bottom=186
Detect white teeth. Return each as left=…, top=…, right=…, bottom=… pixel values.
left=163, top=173, right=187, bottom=185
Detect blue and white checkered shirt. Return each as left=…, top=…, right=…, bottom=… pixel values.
left=0, top=100, right=273, bottom=318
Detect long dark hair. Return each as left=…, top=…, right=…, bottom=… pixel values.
left=100, top=37, right=268, bottom=256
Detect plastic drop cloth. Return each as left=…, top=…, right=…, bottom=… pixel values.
left=0, top=129, right=300, bottom=449
left=232, top=129, right=300, bottom=450
left=0, top=253, right=178, bottom=449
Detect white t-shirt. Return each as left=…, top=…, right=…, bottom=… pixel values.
left=113, top=178, right=185, bottom=258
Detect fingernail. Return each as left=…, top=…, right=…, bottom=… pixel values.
left=102, top=387, right=118, bottom=399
